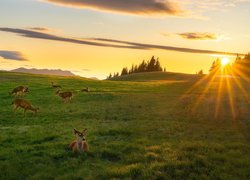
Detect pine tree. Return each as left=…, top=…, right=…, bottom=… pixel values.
left=107, top=73, right=112, bottom=79
left=233, top=53, right=250, bottom=76
left=138, top=60, right=147, bottom=72
left=155, top=58, right=162, bottom=71
left=198, top=69, right=203, bottom=75
left=121, top=67, right=128, bottom=76
left=209, top=59, right=221, bottom=74
left=107, top=56, right=165, bottom=78
left=147, top=56, right=156, bottom=72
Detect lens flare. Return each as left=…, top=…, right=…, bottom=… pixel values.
left=221, top=57, right=230, bottom=67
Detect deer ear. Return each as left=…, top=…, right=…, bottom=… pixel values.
left=83, top=128, right=87, bottom=133
left=74, top=129, right=77, bottom=134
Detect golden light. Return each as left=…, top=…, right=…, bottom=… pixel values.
left=180, top=55, right=249, bottom=121
left=221, top=57, right=230, bottom=67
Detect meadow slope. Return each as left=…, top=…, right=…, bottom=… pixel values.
left=0, top=71, right=250, bottom=179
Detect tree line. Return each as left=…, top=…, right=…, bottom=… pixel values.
left=209, top=53, right=250, bottom=76
left=107, top=56, right=166, bottom=79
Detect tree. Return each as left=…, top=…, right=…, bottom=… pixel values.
left=147, top=56, right=157, bottom=72
left=107, top=73, right=112, bottom=79
left=138, top=60, right=147, bottom=73
left=198, top=69, right=203, bottom=75
left=108, top=56, right=165, bottom=77
left=121, top=67, right=128, bottom=76
left=233, top=53, right=250, bottom=76
left=209, top=59, right=221, bottom=75
left=155, top=58, right=163, bottom=71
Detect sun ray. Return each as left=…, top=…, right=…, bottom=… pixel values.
left=230, top=68, right=250, bottom=102
left=191, top=68, right=220, bottom=112
left=214, top=71, right=224, bottom=118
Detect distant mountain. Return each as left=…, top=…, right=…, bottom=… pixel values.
left=11, top=67, right=75, bottom=77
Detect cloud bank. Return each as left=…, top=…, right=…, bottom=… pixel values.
left=0, top=27, right=243, bottom=56
left=44, top=0, right=184, bottom=16
left=0, top=50, right=27, bottom=61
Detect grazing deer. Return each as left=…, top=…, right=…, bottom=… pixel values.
left=81, top=87, right=90, bottom=92
left=69, top=128, right=89, bottom=153
left=12, top=98, right=39, bottom=116
left=9, top=86, right=29, bottom=96
left=51, top=82, right=62, bottom=89
left=56, top=90, right=73, bottom=102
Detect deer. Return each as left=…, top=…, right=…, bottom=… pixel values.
left=81, top=87, right=90, bottom=92
left=12, top=98, right=39, bottom=116
left=56, top=90, right=73, bottom=102
left=51, top=82, right=62, bottom=89
left=9, top=86, right=29, bottom=97
left=69, top=128, right=89, bottom=153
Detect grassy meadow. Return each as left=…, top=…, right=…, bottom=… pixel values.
left=0, top=71, right=250, bottom=179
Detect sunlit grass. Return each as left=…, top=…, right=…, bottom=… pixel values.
left=184, top=58, right=249, bottom=120
left=0, top=71, right=249, bottom=179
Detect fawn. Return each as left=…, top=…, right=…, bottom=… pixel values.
left=9, top=86, right=29, bottom=96
left=56, top=90, right=73, bottom=102
left=69, top=128, right=89, bottom=153
left=81, top=87, right=90, bottom=92
left=51, top=82, right=62, bottom=89
left=12, top=98, right=39, bottom=116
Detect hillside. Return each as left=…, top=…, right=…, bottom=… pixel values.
left=11, top=67, right=76, bottom=77
left=108, top=71, right=199, bottom=82
left=0, top=71, right=250, bottom=179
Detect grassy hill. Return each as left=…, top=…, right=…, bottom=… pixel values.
left=109, top=71, right=199, bottom=82
left=0, top=71, right=250, bottom=179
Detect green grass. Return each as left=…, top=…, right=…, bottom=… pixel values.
left=0, top=71, right=250, bottom=179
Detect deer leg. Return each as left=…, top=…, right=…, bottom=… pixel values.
left=24, top=109, right=27, bottom=117
left=13, top=105, right=18, bottom=115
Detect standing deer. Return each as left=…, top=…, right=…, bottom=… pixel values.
left=9, top=86, right=29, bottom=96
left=12, top=98, right=39, bottom=116
left=51, top=82, right=62, bottom=89
left=69, top=128, right=89, bottom=153
left=56, top=90, right=73, bottom=102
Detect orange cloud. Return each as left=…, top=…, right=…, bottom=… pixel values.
left=44, top=0, right=185, bottom=16
left=177, top=32, right=219, bottom=40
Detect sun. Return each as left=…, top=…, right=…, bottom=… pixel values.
left=221, top=57, right=230, bottom=67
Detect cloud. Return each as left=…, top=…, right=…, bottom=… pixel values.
left=0, top=50, right=27, bottom=61
left=89, top=38, right=243, bottom=55
left=0, top=27, right=243, bottom=56
left=177, top=32, right=219, bottom=40
left=28, top=27, right=51, bottom=31
left=0, top=27, right=146, bottom=50
left=44, top=0, right=185, bottom=16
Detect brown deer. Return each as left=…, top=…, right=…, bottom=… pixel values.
left=69, top=128, right=89, bottom=153
left=51, top=82, right=62, bottom=89
left=56, top=90, right=73, bottom=102
left=12, top=98, right=39, bottom=116
left=9, top=86, right=29, bottom=96
left=81, top=87, right=90, bottom=92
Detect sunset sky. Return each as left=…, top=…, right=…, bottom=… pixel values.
left=1, top=0, right=249, bottom=79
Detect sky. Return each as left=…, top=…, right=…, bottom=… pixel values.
left=0, top=0, right=249, bottom=79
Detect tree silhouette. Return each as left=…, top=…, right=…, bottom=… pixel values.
left=107, top=56, right=165, bottom=79
left=232, top=53, right=250, bottom=76
left=121, top=67, right=128, bottom=76
left=198, top=69, right=203, bottom=75
left=209, top=59, right=221, bottom=75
